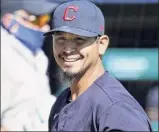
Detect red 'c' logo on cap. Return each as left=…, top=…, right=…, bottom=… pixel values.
left=63, top=6, right=78, bottom=21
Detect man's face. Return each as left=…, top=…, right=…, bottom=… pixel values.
left=53, top=32, right=100, bottom=79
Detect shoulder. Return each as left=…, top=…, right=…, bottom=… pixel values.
left=1, top=26, right=22, bottom=49
left=92, top=72, right=147, bottom=119
left=97, top=101, right=151, bottom=131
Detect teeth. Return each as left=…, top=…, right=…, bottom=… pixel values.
left=63, top=58, right=78, bottom=62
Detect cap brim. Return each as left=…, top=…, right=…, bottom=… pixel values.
left=43, top=26, right=99, bottom=37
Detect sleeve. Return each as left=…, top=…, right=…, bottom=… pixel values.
left=1, top=69, right=53, bottom=131
left=1, top=52, right=53, bottom=131
left=98, top=102, right=151, bottom=131
left=1, top=62, right=21, bottom=118
left=1, top=64, right=25, bottom=130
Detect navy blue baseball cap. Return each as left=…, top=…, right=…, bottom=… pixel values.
left=44, top=0, right=105, bottom=37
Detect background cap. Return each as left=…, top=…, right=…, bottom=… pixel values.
left=1, top=0, right=59, bottom=16
left=44, top=0, right=105, bottom=37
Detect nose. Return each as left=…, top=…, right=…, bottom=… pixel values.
left=63, top=41, right=76, bottom=55
left=63, top=47, right=76, bottom=55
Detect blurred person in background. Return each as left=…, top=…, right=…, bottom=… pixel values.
left=146, top=86, right=159, bottom=131
left=1, top=0, right=58, bottom=131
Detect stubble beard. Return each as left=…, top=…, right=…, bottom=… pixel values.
left=57, top=57, right=91, bottom=87
left=58, top=64, right=89, bottom=86
left=63, top=69, right=84, bottom=85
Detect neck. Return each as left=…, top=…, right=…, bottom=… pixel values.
left=70, top=59, right=105, bottom=101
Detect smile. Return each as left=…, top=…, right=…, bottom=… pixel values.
left=62, top=57, right=80, bottom=62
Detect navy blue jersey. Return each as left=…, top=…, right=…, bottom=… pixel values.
left=49, top=71, right=152, bottom=131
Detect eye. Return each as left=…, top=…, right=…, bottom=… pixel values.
left=75, top=37, right=85, bottom=45
left=55, top=37, right=66, bottom=44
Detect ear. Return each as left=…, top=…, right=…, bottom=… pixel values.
left=98, top=35, right=109, bottom=55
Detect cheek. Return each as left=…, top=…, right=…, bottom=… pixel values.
left=53, top=44, right=60, bottom=56
left=53, top=44, right=61, bottom=63
left=80, top=44, right=99, bottom=61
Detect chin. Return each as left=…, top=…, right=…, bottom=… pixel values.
left=62, top=70, right=79, bottom=82
left=63, top=68, right=79, bottom=76
left=63, top=66, right=81, bottom=75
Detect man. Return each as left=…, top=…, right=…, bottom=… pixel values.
left=44, top=0, right=152, bottom=131
left=1, top=0, right=58, bottom=131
